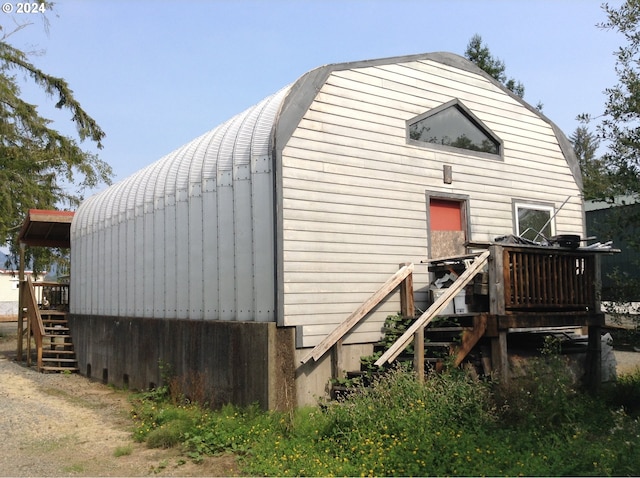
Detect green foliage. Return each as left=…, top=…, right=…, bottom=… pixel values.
left=493, top=338, right=584, bottom=432
left=602, top=367, right=640, bottom=415
left=130, top=362, right=640, bottom=476
left=464, top=33, right=525, bottom=99
left=0, top=11, right=112, bottom=267
left=113, top=444, right=133, bottom=457
left=570, top=125, right=613, bottom=200
left=590, top=1, right=640, bottom=200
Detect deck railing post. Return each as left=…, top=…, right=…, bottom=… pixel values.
left=491, top=330, right=509, bottom=382
left=17, top=243, right=25, bottom=362
left=488, top=245, right=505, bottom=315
left=399, top=262, right=415, bottom=319
left=413, top=325, right=425, bottom=382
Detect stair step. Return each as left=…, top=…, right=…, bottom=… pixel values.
left=427, top=326, right=464, bottom=333
left=425, top=341, right=453, bottom=347
left=44, top=326, right=70, bottom=332
left=41, top=366, right=79, bottom=373
left=42, top=318, right=69, bottom=326
left=39, top=310, right=68, bottom=316
left=42, top=357, right=77, bottom=364
left=42, top=349, right=75, bottom=355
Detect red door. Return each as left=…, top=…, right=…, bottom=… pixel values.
left=429, top=198, right=466, bottom=258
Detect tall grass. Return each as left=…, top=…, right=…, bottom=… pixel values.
left=130, top=359, right=640, bottom=476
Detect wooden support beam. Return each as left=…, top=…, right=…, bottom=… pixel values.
left=454, top=314, right=488, bottom=367
left=301, top=263, right=415, bottom=364
left=413, top=325, right=425, bottom=382
left=586, top=325, right=602, bottom=392
left=331, top=339, right=344, bottom=381
left=375, top=251, right=490, bottom=367
left=491, top=331, right=508, bottom=382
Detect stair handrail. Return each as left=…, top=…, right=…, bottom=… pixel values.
left=301, top=263, right=415, bottom=364
left=22, top=275, right=45, bottom=369
left=375, top=250, right=490, bottom=367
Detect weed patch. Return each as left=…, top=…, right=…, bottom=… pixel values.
left=130, top=361, right=640, bottom=476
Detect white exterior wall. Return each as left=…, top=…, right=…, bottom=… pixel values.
left=71, top=88, right=291, bottom=321
left=279, top=58, right=583, bottom=347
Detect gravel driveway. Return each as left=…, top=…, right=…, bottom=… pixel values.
left=0, top=322, right=237, bottom=477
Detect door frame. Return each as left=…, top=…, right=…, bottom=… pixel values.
left=425, top=191, right=471, bottom=259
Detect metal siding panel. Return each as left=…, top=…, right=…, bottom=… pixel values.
left=202, top=190, right=218, bottom=319
left=95, top=227, right=105, bottom=315
left=234, top=178, right=253, bottom=320
left=103, top=219, right=112, bottom=315
left=134, top=214, right=145, bottom=316
left=126, top=215, right=136, bottom=316
left=70, top=85, right=288, bottom=321
left=88, top=227, right=96, bottom=315
left=175, top=199, right=190, bottom=319
left=143, top=209, right=154, bottom=316
left=110, top=221, right=119, bottom=316
left=217, top=185, right=235, bottom=320
left=117, top=221, right=127, bottom=316
left=71, top=233, right=82, bottom=313
left=153, top=205, right=166, bottom=318
left=164, top=203, right=177, bottom=317
left=252, top=173, right=275, bottom=321
left=189, top=194, right=204, bottom=319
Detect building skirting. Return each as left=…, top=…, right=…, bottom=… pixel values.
left=68, top=315, right=295, bottom=410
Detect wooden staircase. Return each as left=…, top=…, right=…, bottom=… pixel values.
left=39, top=310, right=79, bottom=373
left=20, top=277, right=78, bottom=374
left=332, top=313, right=488, bottom=398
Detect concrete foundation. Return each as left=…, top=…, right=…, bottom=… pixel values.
left=68, top=315, right=295, bottom=410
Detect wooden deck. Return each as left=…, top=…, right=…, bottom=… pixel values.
left=305, top=243, right=610, bottom=389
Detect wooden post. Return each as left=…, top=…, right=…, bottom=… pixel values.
left=414, top=325, right=425, bottom=382
left=17, top=243, right=25, bottom=362
left=331, top=339, right=344, bottom=381
left=399, top=263, right=415, bottom=319
left=488, top=245, right=505, bottom=316
left=586, top=326, right=602, bottom=392
left=491, top=331, right=508, bottom=382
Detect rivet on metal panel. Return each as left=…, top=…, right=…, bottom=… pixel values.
left=190, top=182, right=202, bottom=197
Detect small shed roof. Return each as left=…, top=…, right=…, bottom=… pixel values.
left=18, top=209, right=74, bottom=248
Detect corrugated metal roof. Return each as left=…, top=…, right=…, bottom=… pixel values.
left=73, top=85, right=291, bottom=235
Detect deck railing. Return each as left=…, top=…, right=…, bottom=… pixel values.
left=491, top=244, right=599, bottom=314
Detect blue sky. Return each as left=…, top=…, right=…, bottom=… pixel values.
left=4, top=0, right=625, bottom=193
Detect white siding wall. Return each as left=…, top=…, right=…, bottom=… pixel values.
left=281, top=59, right=582, bottom=347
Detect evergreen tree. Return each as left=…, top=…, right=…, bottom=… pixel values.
left=582, top=0, right=640, bottom=316
left=464, top=34, right=525, bottom=98
left=570, top=126, right=611, bottom=200
left=595, top=0, right=640, bottom=201
left=0, top=9, right=112, bottom=270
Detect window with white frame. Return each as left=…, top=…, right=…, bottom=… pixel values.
left=514, top=202, right=555, bottom=241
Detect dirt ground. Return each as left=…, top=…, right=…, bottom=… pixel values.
left=0, top=322, right=239, bottom=477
